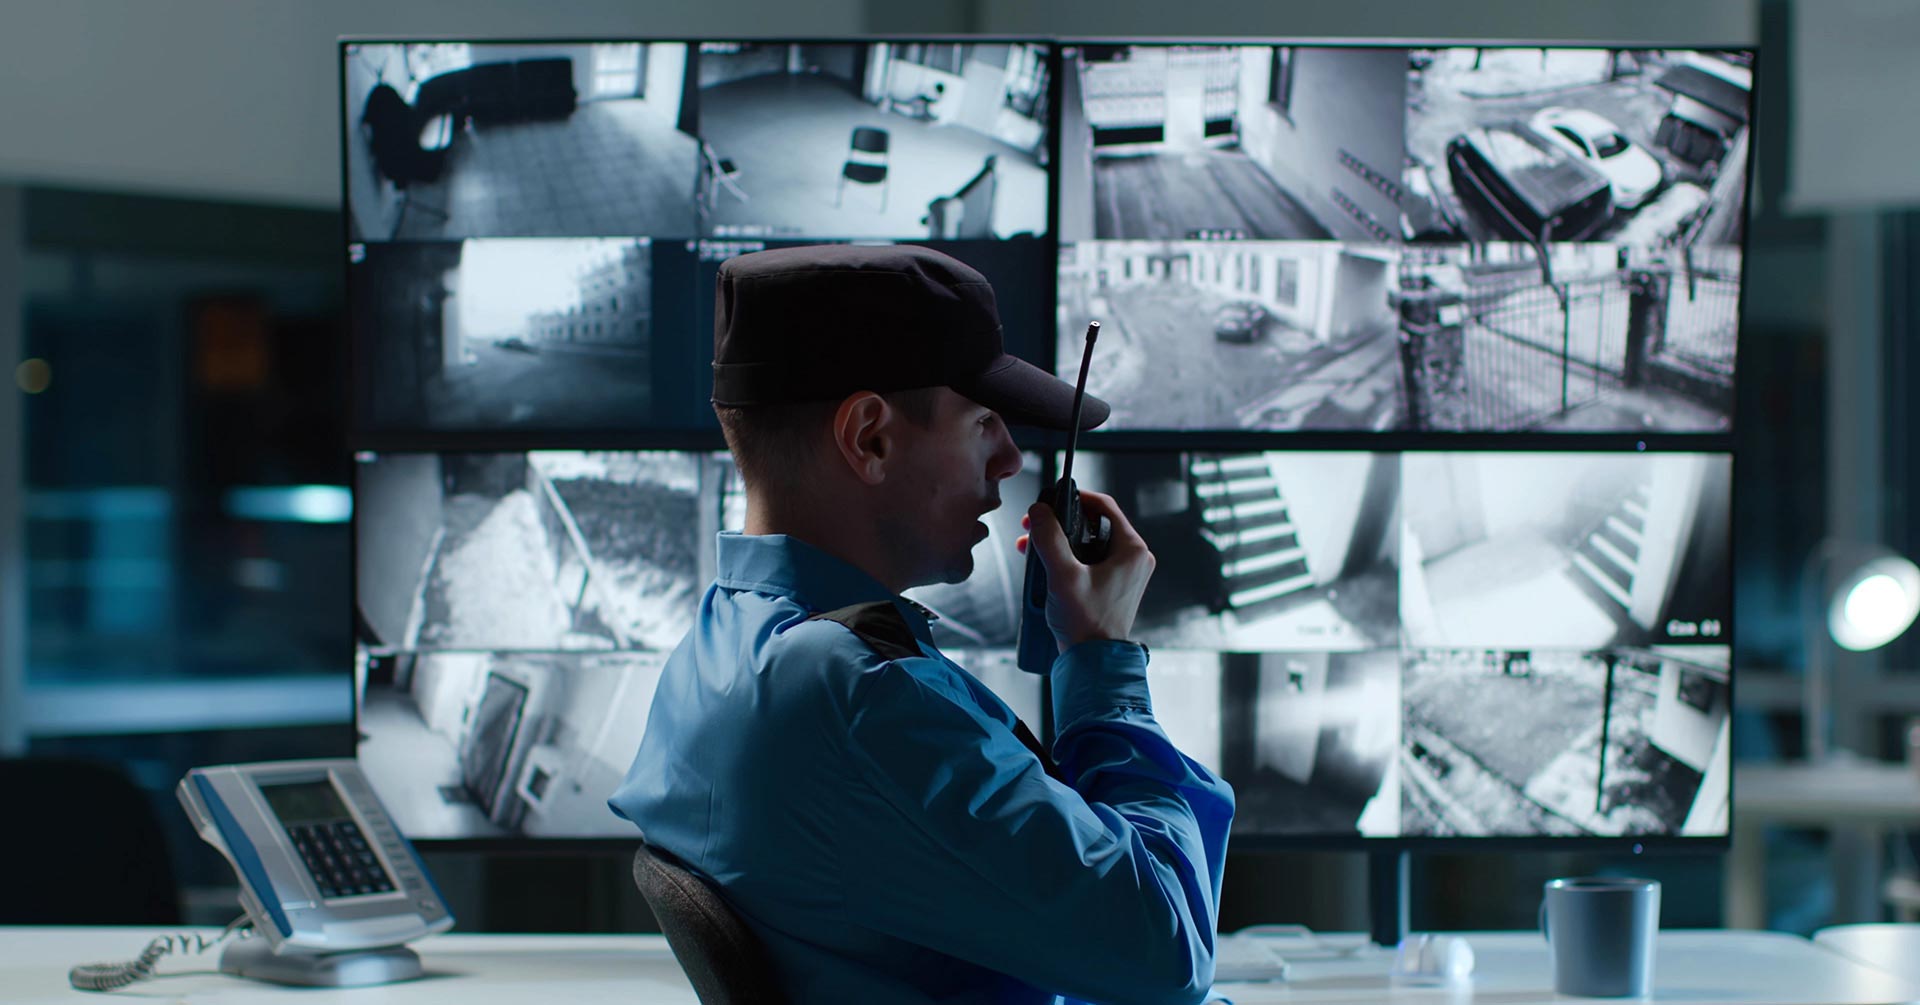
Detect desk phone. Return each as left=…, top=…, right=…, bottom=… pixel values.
left=176, top=759, right=452, bottom=985
left=71, top=759, right=452, bottom=991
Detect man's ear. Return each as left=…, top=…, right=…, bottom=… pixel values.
left=831, top=392, right=894, bottom=486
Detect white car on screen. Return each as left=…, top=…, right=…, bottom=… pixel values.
left=1529, top=107, right=1664, bottom=210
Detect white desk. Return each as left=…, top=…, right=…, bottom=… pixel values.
left=1727, top=760, right=1920, bottom=928
left=7, top=927, right=1919, bottom=1004
left=1816, top=924, right=1920, bottom=986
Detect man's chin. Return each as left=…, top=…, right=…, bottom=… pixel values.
left=938, top=554, right=975, bottom=585
left=900, top=551, right=975, bottom=591
left=921, top=550, right=974, bottom=587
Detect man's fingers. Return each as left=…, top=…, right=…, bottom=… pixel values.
left=1073, top=489, right=1146, bottom=551
left=1025, top=503, right=1076, bottom=573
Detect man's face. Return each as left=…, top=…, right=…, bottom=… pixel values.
left=880, top=387, right=1024, bottom=587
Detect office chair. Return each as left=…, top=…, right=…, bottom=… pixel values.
left=0, top=759, right=181, bottom=925
left=695, top=140, right=750, bottom=223
left=836, top=126, right=891, bottom=212
left=631, top=841, right=788, bottom=1005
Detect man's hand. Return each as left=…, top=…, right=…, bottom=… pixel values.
left=1019, top=489, right=1154, bottom=651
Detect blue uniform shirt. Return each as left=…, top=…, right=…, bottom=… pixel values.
left=609, top=532, right=1235, bottom=1005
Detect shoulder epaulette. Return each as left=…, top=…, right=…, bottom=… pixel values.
left=808, top=601, right=921, bottom=662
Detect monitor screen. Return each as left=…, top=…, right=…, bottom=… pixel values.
left=461, top=671, right=531, bottom=818
left=354, top=450, right=733, bottom=653
left=1055, top=43, right=1748, bottom=434
left=343, top=38, right=1748, bottom=847
left=1064, top=447, right=1732, bottom=840
left=351, top=448, right=1046, bottom=838
left=692, top=41, right=1052, bottom=241
left=352, top=446, right=1730, bottom=841
left=343, top=40, right=1057, bottom=439
left=1143, top=644, right=1730, bottom=839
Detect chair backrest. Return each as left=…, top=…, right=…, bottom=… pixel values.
left=0, top=759, right=181, bottom=925
left=632, top=842, right=788, bottom=1005
left=850, top=127, right=890, bottom=155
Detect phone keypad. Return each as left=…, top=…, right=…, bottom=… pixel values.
left=288, top=819, right=395, bottom=899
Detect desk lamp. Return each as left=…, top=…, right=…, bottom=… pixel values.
left=1803, top=542, right=1920, bottom=760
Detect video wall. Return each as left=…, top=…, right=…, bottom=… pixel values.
left=344, top=39, right=1749, bottom=843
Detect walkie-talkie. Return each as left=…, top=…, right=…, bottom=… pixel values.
left=1017, top=322, right=1112, bottom=673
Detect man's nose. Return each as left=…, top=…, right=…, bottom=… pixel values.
left=989, top=426, right=1022, bottom=482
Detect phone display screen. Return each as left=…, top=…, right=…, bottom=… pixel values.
left=260, top=779, right=353, bottom=827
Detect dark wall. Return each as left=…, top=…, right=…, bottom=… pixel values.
left=797, top=44, right=859, bottom=84
left=698, top=45, right=789, bottom=89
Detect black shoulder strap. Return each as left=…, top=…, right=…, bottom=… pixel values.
left=808, top=602, right=921, bottom=661
left=810, top=602, right=1065, bottom=784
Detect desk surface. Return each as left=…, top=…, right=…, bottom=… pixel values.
left=1817, top=924, right=1920, bottom=986
left=6, top=927, right=1919, bottom=1004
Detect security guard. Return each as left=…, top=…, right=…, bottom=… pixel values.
left=610, top=244, right=1234, bottom=1004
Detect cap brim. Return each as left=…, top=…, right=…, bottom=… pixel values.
left=953, top=354, right=1110, bottom=432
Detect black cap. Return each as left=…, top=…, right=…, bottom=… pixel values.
left=711, top=244, right=1109, bottom=431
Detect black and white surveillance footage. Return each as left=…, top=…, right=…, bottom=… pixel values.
left=1060, top=45, right=1407, bottom=243
left=1131, top=649, right=1402, bottom=837
left=1396, top=243, right=1739, bottom=433
left=1399, top=646, right=1731, bottom=837
left=1141, top=650, right=1229, bottom=778
left=1058, top=241, right=1404, bottom=431
left=1070, top=452, right=1400, bottom=651
left=354, top=239, right=665, bottom=434
left=694, top=42, right=1052, bottom=240
left=1399, top=452, right=1731, bottom=651
left=358, top=649, right=669, bottom=839
left=356, top=451, right=742, bottom=653
left=1403, top=48, right=1751, bottom=247
left=343, top=42, right=703, bottom=242
left=1221, top=650, right=1402, bottom=837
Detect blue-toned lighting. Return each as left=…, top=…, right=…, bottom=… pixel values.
left=27, top=487, right=171, bottom=520
left=223, top=485, right=353, bottom=524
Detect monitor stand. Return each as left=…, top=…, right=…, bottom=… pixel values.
left=219, top=938, right=425, bottom=987
left=1369, top=850, right=1410, bottom=947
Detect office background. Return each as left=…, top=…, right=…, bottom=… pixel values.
left=1, top=0, right=1914, bottom=936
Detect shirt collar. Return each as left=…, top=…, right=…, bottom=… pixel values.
left=713, top=532, right=937, bottom=644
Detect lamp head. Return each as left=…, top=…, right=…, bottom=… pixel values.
left=1826, top=550, right=1920, bottom=652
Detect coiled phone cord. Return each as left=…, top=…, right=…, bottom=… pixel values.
left=68, top=915, right=251, bottom=992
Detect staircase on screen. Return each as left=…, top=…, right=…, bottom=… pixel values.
left=1568, top=480, right=1651, bottom=618
left=1191, top=453, right=1315, bottom=622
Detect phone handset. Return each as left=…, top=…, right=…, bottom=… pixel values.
left=1017, top=321, right=1112, bottom=673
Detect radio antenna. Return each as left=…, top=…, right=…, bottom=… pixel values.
left=1061, top=321, right=1098, bottom=485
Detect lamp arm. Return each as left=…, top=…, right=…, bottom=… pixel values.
left=1800, top=541, right=1838, bottom=761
